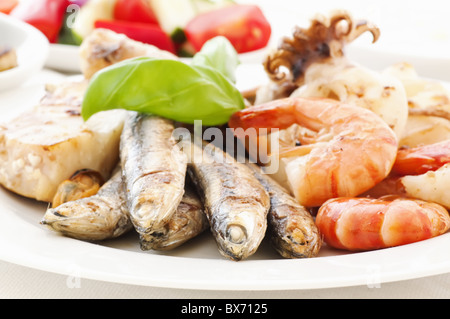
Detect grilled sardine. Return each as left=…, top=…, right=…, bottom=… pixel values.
left=0, top=81, right=127, bottom=202
left=186, top=141, right=270, bottom=261
left=41, top=170, right=132, bottom=241
left=246, top=163, right=322, bottom=258
left=152, top=180, right=209, bottom=251
left=42, top=170, right=207, bottom=247
left=120, top=112, right=187, bottom=250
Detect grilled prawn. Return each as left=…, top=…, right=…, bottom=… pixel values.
left=365, top=140, right=450, bottom=210
left=186, top=141, right=270, bottom=261
left=316, top=196, right=450, bottom=251
left=120, top=112, right=187, bottom=250
left=229, top=97, right=398, bottom=207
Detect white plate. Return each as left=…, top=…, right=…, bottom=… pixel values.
left=1, top=58, right=450, bottom=291
left=0, top=13, right=49, bottom=92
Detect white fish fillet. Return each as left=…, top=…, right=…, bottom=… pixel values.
left=0, top=80, right=127, bottom=202
left=79, top=28, right=177, bottom=79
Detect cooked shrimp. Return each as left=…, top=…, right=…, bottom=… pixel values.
left=316, top=196, right=450, bottom=251
left=228, top=97, right=398, bottom=207
left=392, top=139, right=450, bottom=176
left=367, top=164, right=450, bottom=211
left=365, top=139, right=450, bottom=210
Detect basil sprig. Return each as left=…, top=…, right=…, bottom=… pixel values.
left=81, top=37, right=245, bottom=126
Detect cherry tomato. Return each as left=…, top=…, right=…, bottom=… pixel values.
left=10, top=0, right=69, bottom=43
left=94, top=20, right=175, bottom=53
left=184, top=4, right=271, bottom=54
left=113, top=0, right=159, bottom=25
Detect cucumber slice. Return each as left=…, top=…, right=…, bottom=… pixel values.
left=72, top=0, right=117, bottom=41
left=149, top=0, right=197, bottom=35
left=149, top=0, right=235, bottom=36
left=191, top=0, right=235, bottom=14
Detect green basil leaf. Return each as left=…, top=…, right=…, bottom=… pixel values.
left=192, top=36, right=240, bottom=83
left=81, top=57, right=245, bottom=126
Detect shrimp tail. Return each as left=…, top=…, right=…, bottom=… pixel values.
left=229, top=98, right=297, bottom=133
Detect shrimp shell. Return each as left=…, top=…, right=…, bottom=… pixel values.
left=229, top=97, right=399, bottom=207
left=316, top=196, right=450, bottom=251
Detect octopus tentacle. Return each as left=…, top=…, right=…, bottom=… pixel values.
left=263, top=11, right=380, bottom=88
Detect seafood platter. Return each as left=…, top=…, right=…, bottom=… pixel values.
left=1, top=7, right=450, bottom=290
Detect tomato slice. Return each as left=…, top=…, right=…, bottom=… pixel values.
left=9, top=0, right=69, bottom=43
left=0, top=0, right=18, bottom=14
left=94, top=20, right=175, bottom=53
left=113, top=0, right=159, bottom=25
left=184, top=4, right=272, bottom=54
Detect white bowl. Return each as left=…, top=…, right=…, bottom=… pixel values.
left=0, top=12, right=49, bottom=91
left=46, top=43, right=81, bottom=73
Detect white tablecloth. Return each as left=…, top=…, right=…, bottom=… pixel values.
left=1, top=0, right=449, bottom=300
left=1, top=260, right=449, bottom=299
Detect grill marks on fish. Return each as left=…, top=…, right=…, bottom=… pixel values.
left=120, top=112, right=188, bottom=250
left=42, top=170, right=208, bottom=248
left=186, top=141, right=270, bottom=261
left=151, top=184, right=209, bottom=250
left=246, top=163, right=322, bottom=258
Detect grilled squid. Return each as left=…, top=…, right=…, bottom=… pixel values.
left=255, top=11, right=408, bottom=141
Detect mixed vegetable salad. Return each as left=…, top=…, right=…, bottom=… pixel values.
left=2, top=0, right=272, bottom=56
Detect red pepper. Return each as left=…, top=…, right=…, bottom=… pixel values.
left=184, top=4, right=272, bottom=54
left=94, top=20, right=175, bottom=54
left=0, top=0, right=18, bottom=14
left=113, top=0, right=159, bottom=25
left=10, top=0, right=69, bottom=43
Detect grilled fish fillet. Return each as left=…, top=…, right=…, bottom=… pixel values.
left=186, top=141, right=270, bottom=261
left=120, top=112, right=188, bottom=250
left=0, top=80, right=127, bottom=202
left=79, top=28, right=177, bottom=79
left=246, top=163, right=322, bottom=258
